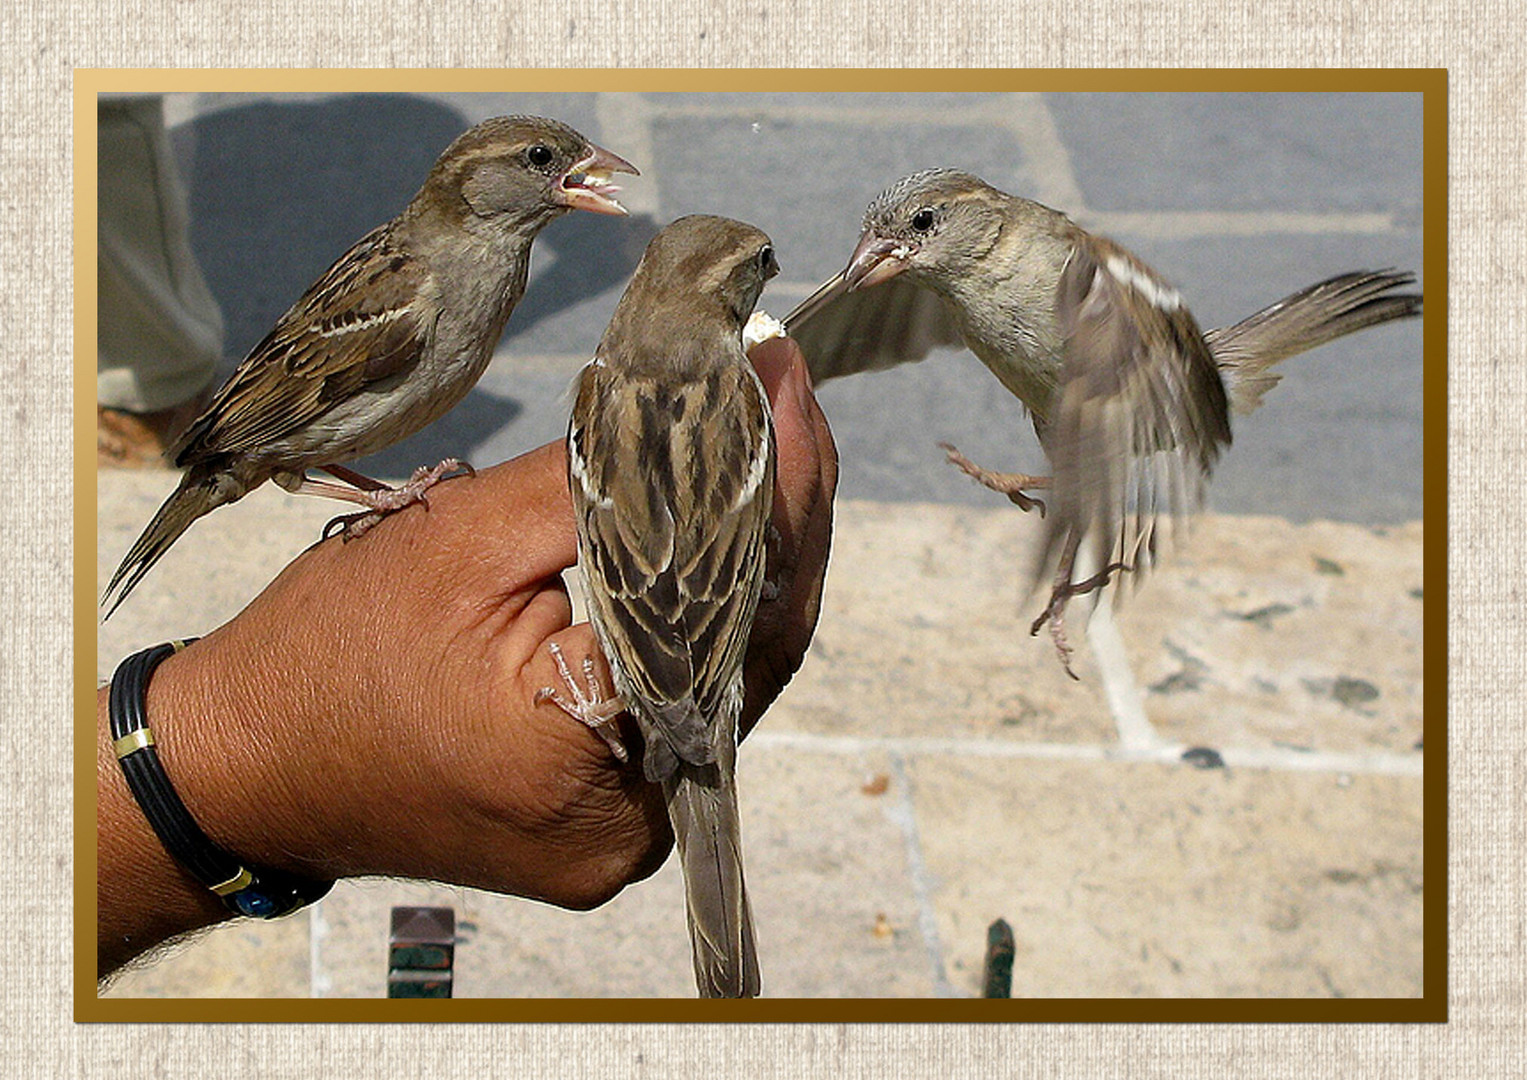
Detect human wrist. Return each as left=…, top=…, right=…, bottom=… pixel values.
left=131, top=629, right=341, bottom=884
left=96, top=670, right=230, bottom=977
left=97, top=624, right=348, bottom=977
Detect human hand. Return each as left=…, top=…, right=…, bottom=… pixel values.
left=97, top=336, right=835, bottom=974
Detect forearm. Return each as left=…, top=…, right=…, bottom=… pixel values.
left=96, top=672, right=232, bottom=979
left=95, top=634, right=340, bottom=980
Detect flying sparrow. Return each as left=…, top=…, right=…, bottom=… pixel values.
left=548, top=214, right=780, bottom=997
left=785, top=169, right=1422, bottom=673
left=102, top=115, right=637, bottom=616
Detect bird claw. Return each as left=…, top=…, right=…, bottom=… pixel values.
left=536, top=641, right=629, bottom=762
left=417, top=457, right=475, bottom=483
left=938, top=442, right=1048, bottom=516
left=322, top=510, right=380, bottom=541
left=1006, top=490, right=1046, bottom=517
left=1029, top=558, right=1133, bottom=679
left=1029, top=595, right=1080, bottom=680
left=385, top=457, right=474, bottom=512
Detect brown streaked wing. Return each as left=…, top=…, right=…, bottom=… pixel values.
left=669, top=365, right=774, bottom=719
left=1034, top=234, right=1232, bottom=589
left=171, top=225, right=433, bottom=467
left=571, top=359, right=774, bottom=732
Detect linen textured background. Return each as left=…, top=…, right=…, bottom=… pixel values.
left=3, top=0, right=1520, bottom=1075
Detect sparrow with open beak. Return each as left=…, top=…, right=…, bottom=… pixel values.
left=103, top=115, right=637, bottom=616
left=549, top=215, right=780, bottom=997
left=786, top=169, right=1421, bottom=673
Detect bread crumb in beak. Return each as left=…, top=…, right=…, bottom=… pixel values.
left=743, top=311, right=787, bottom=350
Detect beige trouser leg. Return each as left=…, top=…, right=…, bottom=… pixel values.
left=97, top=95, right=222, bottom=413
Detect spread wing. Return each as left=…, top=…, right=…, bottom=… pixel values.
left=1034, top=234, right=1232, bottom=591
left=782, top=272, right=967, bottom=385
left=171, top=224, right=435, bottom=467
left=568, top=354, right=775, bottom=775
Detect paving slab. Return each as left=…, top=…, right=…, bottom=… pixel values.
left=908, top=755, right=1423, bottom=998
left=646, top=111, right=1036, bottom=282
left=1115, top=515, right=1424, bottom=757
left=778, top=500, right=1117, bottom=746
left=1044, top=92, right=1424, bottom=215
left=101, top=904, right=311, bottom=998
left=299, top=745, right=930, bottom=999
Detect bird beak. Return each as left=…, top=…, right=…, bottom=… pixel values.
left=843, top=233, right=913, bottom=291
left=558, top=144, right=640, bottom=216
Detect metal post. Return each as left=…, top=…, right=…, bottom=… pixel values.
left=387, top=905, right=455, bottom=998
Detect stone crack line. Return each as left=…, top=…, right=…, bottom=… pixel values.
left=752, top=729, right=1423, bottom=778
left=884, top=750, right=958, bottom=998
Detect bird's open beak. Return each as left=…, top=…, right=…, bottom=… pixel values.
left=558, top=144, right=640, bottom=216
left=843, top=233, right=914, bottom=291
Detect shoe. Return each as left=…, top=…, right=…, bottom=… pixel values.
left=97, top=388, right=212, bottom=469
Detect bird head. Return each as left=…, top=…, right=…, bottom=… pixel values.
left=598, top=215, right=780, bottom=366
left=634, top=215, right=780, bottom=329
left=421, top=115, right=639, bottom=227
left=842, top=169, right=1004, bottom=291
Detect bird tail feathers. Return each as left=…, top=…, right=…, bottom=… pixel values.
left=102, top=465, right=238, bottom=619
left=664, top=757, right=760, bottom=998
left=1205, top=269, right=1422, bottom=416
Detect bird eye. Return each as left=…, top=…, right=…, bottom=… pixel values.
left=757, top=244, right=778, bottom=276
left=910, top=207, right=937, bottom=232
left=527, top=144, right=555, bottom=169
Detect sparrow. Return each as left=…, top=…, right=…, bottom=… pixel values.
left=546, top=214, right=780, bottom=997
left=102, top=115, right=638, bottom=617
left=785, top=168, right=1422, bottom=673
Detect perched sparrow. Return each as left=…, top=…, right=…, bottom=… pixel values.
left=102, top=115, right=637, bottom=616
left=786, top=169, right=1422, bottom=672
left=548, top=215, right=780, bottom=997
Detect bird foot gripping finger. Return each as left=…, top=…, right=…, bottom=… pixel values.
left=535, top=642, right=629, bottom=762
left=411, top=457, right=476, bottom=487
left=938, top=442, right=1049, bottom=516
left=316, top=459, right=477, bottom=541
left=376, top=457, right=476, bottom=514
left=759, top=523, right=784, bottom=602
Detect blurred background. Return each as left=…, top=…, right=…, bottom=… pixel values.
left=96, top=89, right=1427, bottom=1001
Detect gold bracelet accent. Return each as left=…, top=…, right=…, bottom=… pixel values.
left=210, top=867, right=255, bottom=897
left=112, top=727, right=156, bottom=759
left=110, top=638, right=335, bottom=918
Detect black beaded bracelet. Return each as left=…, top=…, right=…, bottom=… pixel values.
left=108, top=640, right=334, bottom=919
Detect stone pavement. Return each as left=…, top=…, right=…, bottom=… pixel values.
left=95, top=90, right=1426, bottom=999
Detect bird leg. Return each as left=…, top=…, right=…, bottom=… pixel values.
left=939, top=442, right=1050, bottom=516
left=303, top=458, right=476, bottom=540
left=318, top=463, right=392, bottom=492
left=535, top=641, right=630, bottom=763
left=1029, top=535, right=1133, bottom=679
